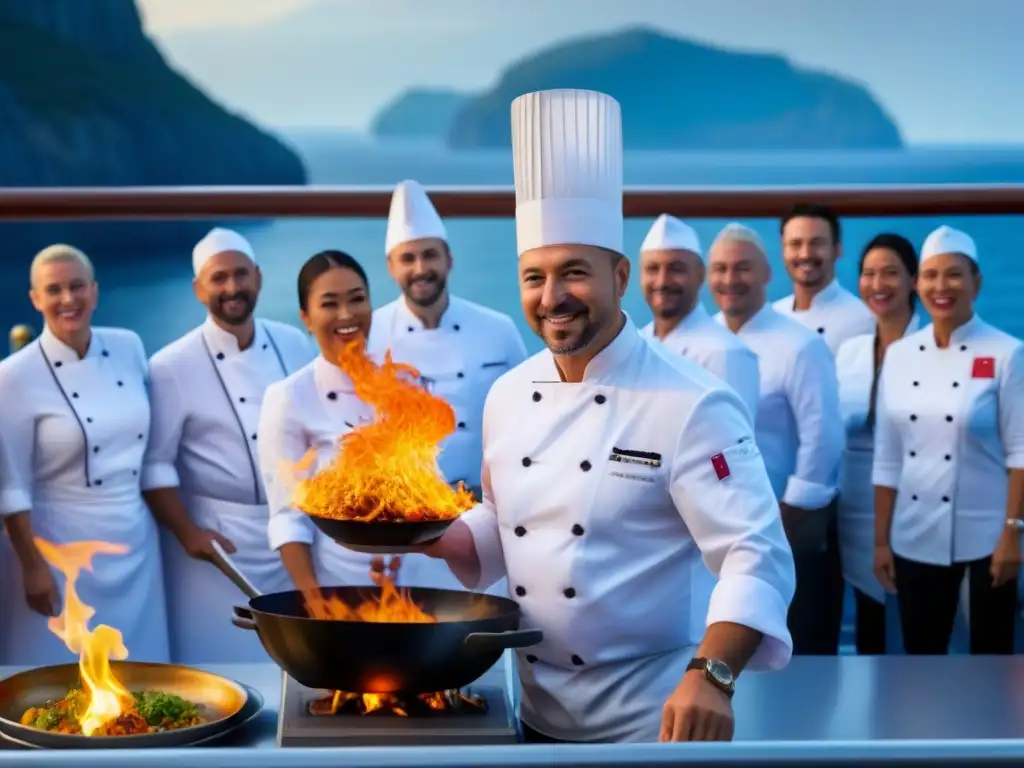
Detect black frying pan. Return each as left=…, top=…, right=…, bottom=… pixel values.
left=0, top=662, right=250, bottom=749
left=307, top=515, right=453, bottom=550
left=212, top=543, right=541, bottom=693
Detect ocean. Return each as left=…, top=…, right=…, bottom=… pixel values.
left=3, top=131, right=1024, bottom=354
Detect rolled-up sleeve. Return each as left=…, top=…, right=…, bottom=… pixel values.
left=782, top=337, right=843, bottom=508
left=259, top=380, right=316, bottom=550
left=458, top=384, right=507, bottom=589
left=999, top=344, right=1024, bottom=469
left=871, top=357, right=903, bottom=488
left=671, top=389, right=796, bottom=671
left=141, top=355, right=183, bottom=491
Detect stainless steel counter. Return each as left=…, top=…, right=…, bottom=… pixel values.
left=3, top=655, right=1024, bottom=764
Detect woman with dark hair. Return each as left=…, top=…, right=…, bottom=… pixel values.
left=873, top=225, right=1024, bottom=655
left=257, top=250, right=465, bottom=591
left=834, top=233, right=920, bottom=654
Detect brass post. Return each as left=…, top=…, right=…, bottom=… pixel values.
left=8, top=324, right=35, bottom=355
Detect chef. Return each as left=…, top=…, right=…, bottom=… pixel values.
left=638, top=213, right=760, bottom=420
left=367, top=180, right=528, bottom=498
left=873, top=225, right=1024, bottom=655
left=709, top=223, right=845, bottom=655
left=773, top=202, right=874, bottom=353
left=834, top=233, right=920, bottom=655
left=142, top=228, right=313, bottom=663
left=421, top=89, right=796, bottom=744
left=0, top=244, right=169, bottom=665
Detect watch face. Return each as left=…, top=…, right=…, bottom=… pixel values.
left=707, top=659, right=734, bottom=686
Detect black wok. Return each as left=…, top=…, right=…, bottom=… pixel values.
left=0, top=662, right=252, bottom=749
left=212, top=542, right=541, bottom=693
left=308, top=515, right=453, bottom=551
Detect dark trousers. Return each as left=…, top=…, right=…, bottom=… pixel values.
left=893, top=554, right=1017, bottom=654
left=521, top=722, right=573, bottom=744
left=788, top=516, right=844, bottom=655
left=852, top=587, right=886, bottom=655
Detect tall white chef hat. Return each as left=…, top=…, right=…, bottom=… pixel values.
left=920, top=225, right=978, bottom=266
left=385, top=180, right=448, bottom=254
left=640, top=214, right=702, bottom=258
left=192, top=227, right=256, bottom=276
left=511, top=89, right=623, bottom=257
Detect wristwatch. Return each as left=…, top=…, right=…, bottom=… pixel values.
left=1005, top=519, right=1024, bottom=531
left=686, top=657, right=736, bottom=698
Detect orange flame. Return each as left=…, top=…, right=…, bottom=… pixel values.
left=302, top=570, right=436, bottom=624
left=292, top=341, right=475, bottom=522
left=33, top=537, right=133, bottom=735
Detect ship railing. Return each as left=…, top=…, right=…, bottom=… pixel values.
left=4, top=182, right=1024, bottom=352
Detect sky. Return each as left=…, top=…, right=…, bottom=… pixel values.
left=135, top=0, right=1024, bottom=146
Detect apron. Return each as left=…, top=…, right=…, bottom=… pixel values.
left=838, top=438, right=883, bottom=603
left=0, top=485, right=169, bottom=666
left=161, top=492, right=293, bottom=664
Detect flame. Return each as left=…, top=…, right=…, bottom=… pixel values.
left=310, top=689, right=485, bottom=717
left=292, top=341, right=475, bottom=522
left=302, top=570, right=436, bottom=624
left=33, top=537, right=133, bottom=736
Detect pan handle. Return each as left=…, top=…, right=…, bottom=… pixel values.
left=464, top=628, right=543, bottom=651
left=232, top=605, right=258, bottom=632
left=211, top=540, right=262, bottom=600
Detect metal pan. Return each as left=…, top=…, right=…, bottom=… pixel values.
left=212, top=542, right=541, bottom=693
left=0, top=662, right=249, bottom=749
left=308, top=515, right=453, bottom=550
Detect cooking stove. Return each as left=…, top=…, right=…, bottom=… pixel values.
left=277, top=675, right=520, bottom=747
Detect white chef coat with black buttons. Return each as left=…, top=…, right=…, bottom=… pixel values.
left=367, top=295, right=527, bottom=491
left=641, top=303, right=761, bottom=422
left=774, top=279, right=875, bottom=355
left=259, top=354, right=493, bottom=591
left=872, top=315, right=1024, bottom=566
left=143, top=317, right=313, bottom=663
left=0, top=326, right=170, bottom=666
left=715, top=304, right=843, bottom=509
left=457, top=315, right=795, bottom=743
left=835, top=315, right=920, bottom=602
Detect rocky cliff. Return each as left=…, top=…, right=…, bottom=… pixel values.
left=378, top=27, right=903, bottom=151
left=0, top=0, right=307, bottom=257
left=371, top=88, right=470, bottom=142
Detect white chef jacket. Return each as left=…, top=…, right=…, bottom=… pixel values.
left=458, top=314, right=795, bottom=743
left=143, top=317, right=314, bottom=663
left=258, top=355, right=491, bottom=591
left=367, top=295, right=527, bottom=490
left=715, top=304, right=844, bottom=509
left=641, top=304, right=760, bottom=422
left=872, top=315, right=1024, bottom=566
left=835, top=315, right=921, bottom=601
left=0, top=326, right=169, bottom=665
left=774, top=279, right=875, bottom=355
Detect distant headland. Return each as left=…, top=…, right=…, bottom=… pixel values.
left=372, top=27, right=904, bottom=151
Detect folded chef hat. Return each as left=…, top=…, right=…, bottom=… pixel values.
left=192, top=228, right=256, bottom=276
left=640, top=214, right=702, bottom=258
left=921, top=225, right=978, bottom=266
left=385, top=180, right=447, bottom=254
left=511, top=89, right=623, bottom=257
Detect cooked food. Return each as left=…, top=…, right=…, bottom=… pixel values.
left=20, top=688, right=207, bottom=736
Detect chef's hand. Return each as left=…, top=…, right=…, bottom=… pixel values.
left=22, top=563, right=61, bottom=617
left=990, top=529, right=1021, bottom=587
left=180, top=527, right=236, bottom=560
left=659, top=670, right=735, bottom=742
left=873, top=544, right=897, bottom=593
left=370, top=556, right=402, bottom=585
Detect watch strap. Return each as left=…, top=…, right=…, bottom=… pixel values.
left=687, top=656, right=735, bottom=698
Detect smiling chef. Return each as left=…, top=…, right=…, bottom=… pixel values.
left=421, top=89, right=796, bottom=743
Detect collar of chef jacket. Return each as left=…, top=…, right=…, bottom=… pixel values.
left=640, top=303, right=711, bottom=342
left=310, top=350, right=392, bottom=402
left=392, top=294, right=465, bottom=334
left=920, top=312, right=982, bottom=349
left=721, top=301, right=776, bottom=334
left=784, top=278, right=844, bottom=311
left=40, top=323, right=109, bottom=365
left=201, top=315, right=272, bottom=359
left=536, top=312, right=641, bottom=384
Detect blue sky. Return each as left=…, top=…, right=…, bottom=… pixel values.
left=138, top=0, right=1024, bottom=145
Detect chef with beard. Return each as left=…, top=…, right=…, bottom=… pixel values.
left=639, top=214, right=760, bottom=420
left=773, top=203, right=874, bottom=354
left=421, top=89, right=795, bottom=743
left=368, top=180, right=528, bottom=500
left=142, top=228, right=313, bottom=663
left=709, top=223, right=845, bottom=656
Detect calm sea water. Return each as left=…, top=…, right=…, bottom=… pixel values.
left=3, top=131, right=1024, bottom=354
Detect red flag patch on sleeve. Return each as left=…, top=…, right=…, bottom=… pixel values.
left=710, top=453, right=731, bottom=480
left=972, top=357, right=995, bottom=379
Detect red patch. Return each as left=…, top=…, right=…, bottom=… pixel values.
left=711, top=453, right=730, bottom=481
left=972, top=357, right=995, bottom=379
